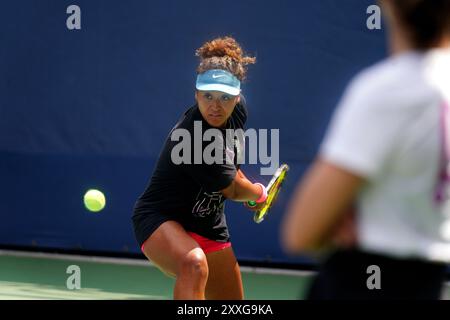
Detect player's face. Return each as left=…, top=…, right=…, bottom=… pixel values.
left=195, top=90, right=240, bottom=128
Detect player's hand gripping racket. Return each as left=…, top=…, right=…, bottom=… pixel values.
left=248, top=164, right=289, bottom=223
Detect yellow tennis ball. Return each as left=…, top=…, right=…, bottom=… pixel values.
left=83, top=189, right=106, bottom=212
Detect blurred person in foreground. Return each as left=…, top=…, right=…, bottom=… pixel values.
left=282, top=0, right=450, bottom=299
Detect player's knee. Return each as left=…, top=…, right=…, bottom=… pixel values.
left=179, top=248, right=208, bottom=280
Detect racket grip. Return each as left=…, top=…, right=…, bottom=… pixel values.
left=247, top=200, right=257, bottom=207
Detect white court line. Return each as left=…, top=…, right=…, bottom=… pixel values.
left=0, top=249, right=314, bottom=276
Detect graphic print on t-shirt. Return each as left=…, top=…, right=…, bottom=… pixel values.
left=192, top=189, right=225, bottom=218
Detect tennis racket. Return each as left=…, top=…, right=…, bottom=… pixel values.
left=248, top=164, right=289, bottom=223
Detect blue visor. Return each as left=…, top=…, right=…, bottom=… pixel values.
left=196, top=69, right=241, bottom=96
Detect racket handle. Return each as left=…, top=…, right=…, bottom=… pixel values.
left=247, top=201, right=257, bottom=207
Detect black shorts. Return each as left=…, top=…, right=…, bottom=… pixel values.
left=307, top=249, right=447, bottom=300
left=132, top=210, right=230, bottom=249
left=132, top=212, right=178, bottom=248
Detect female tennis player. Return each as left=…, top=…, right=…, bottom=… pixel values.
left=132, top=36, right=266, bottom=300
left=282, top=0, right=450, bottom=299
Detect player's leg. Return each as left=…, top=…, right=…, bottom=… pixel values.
left=205, top=247, right=244, bottom=300
left=141, top=220, right=209, bottom=299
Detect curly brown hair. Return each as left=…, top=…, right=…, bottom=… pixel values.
left=196, top=36, right=256, bottom=81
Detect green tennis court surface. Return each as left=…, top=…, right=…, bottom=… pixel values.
left=1, top=251, right=449, bottom=300
left=0, top=252, right=312, bottom=300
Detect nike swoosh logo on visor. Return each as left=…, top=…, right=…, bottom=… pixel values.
left=212, top=74, right=226, bottom=79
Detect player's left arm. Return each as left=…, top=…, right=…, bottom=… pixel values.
left=281, top=158, right=364, bottom=254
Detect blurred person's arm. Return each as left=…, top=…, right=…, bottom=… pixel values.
left=281, top=159, right=364, bottom=254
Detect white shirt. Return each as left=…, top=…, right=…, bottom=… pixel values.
left=320, top=48, right=450, bottom=262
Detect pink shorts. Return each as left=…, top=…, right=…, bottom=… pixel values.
left=141, top=231, right=231, bottom=254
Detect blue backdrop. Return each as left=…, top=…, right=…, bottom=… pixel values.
left=0, top=0, right=386, bottom=264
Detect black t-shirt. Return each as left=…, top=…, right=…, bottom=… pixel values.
left=133, top=97, right=247, bottom=242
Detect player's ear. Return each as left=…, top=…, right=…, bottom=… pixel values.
left=235, top=95, right=241, bottom=104
left=195, top=90, right=198, bottom=101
